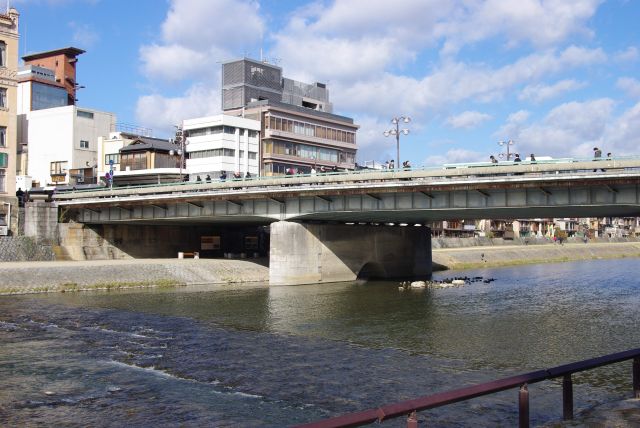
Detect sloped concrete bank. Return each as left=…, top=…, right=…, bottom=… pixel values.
left=2, top=242, right=640, bottom=295
left=432, top=241, right=640, bottom=271
left=0, top=258, right=269, bottom=295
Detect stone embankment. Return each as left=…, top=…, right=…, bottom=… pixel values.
left=1, top=239, right=640, bottom=295
left=432, top=241, right=640, bottom=270
left=0, top=258, right=269, bottom=295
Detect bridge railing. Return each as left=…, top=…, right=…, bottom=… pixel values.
left=52, top=155, right=640, bottom=201
left=295, top=347, right=640, bottom=428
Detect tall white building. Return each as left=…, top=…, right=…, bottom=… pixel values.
left=182, top=114, right=260, bottom=179
left=19, top=105, right=115, bottom=186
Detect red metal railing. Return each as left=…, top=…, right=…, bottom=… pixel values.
left=296, top=348, right=640, bottom=428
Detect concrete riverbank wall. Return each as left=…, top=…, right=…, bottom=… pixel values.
left=432, top=241, right=640, bottom=270
left=0, top=259, right=269, bottom=294
left=1, top=242, right=639, bottom=295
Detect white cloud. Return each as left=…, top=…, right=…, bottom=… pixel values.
left=69, top=22, right=99, bottom=47
left=161, top=0, right=263, bottom=51
left=605, top=101, right=640, bottom=154
left=135, top=83, right=221, bottom=136
left=445, top=111, right=492, bottom=129
left=139, top=43, right=218, bottom=81
left=330, top=46, right=606, bottom=118
left=136, top=0, right=263, bottom=127
left=614, top=46, right=638, bottom=62
left=519, top=79, right=585, bottom=103
left=495, top=99, right=616, bottom=158
left=436, top=0, right=601, bottom=55
left=616, top=77, right=640, bottom=99
left=495, top=110, right=530, bottom=140
left=424, top=148, right=486, bottom=166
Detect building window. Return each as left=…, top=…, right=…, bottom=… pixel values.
left=120, top=153, right=148, bottom=171
left=77, top=110, right=94, bottom=119
left=0, top=169, right=5, bottom=192
left=32, top=82, right=67, bottom=111
left=105, top=154, right=120, bottom=165
left=0, top=127, right=5, bottom=147
left=223, top=126, right=236, bottom=135
left=248, top=130, right=258, bottom=138
left=248, top=151, right=257, bottom=160
left=50, top=161, right=68, bottom=175
left=188, top=126, right=222, bottom=137
left=0, top=87, right=6, bottom=108
left=80, top=140, right=89, bottom=149
left=0, top=152, right=7, bottom=168
left=0, top=41, right=5, bottom=67
left=188, top=148, right=236, bottom=159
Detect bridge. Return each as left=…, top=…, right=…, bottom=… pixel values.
left=44, top=157, right=640, bottom=285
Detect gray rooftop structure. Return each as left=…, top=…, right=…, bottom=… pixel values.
left=222, top=58, right=333, bottom=113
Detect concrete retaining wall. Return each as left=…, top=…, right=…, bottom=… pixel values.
left=23, top=202, right=59, bottom=243
left=0, top=259, right=269, bottom=294
left=432, top=242, right=640, bottom=270
left=0, top=236, right=55, bottom=262
left=432, top=236, right=640, bottom=249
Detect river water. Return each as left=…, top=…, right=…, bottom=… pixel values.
left=1, top=258, right=640, bottom=427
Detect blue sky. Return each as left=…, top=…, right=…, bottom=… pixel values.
left=13, top=0, right=640, bottom=166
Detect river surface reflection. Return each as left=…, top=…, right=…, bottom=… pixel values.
left=1, top=258, right=640, bottom=426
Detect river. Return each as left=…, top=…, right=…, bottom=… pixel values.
left=1, top=258, right=640, bottom=427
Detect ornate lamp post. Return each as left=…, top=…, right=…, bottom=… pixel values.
left=383, top=116, right=411, bottom=168
left=170, top=125, right=188, bottom=181
left=498, top=140, right=515, bottom=160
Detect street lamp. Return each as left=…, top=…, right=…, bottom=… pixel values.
left=498, top=139, right=515, bottom=160
left=383, top=116, right=411, bottom=168
left=170, top=125, right=188, bottom=181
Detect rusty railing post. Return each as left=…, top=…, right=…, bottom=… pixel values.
left=634, top=357, right=640, bottom=399
left=519, top=383, right=529, bottom=428
left=406, top=411, right=418, bottom=428
left=562, top=374, right=574, bottom=420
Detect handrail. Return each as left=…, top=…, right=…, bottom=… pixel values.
left=53, top=156, right=640, bottom=203
left=296, top=348, right=640, bottom=428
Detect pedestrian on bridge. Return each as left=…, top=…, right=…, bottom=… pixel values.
left=593, top=147, right=606, bottom=172
left=490, top=155, right=498, bottom=164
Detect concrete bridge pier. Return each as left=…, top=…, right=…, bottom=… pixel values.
left=269, top=221, right=432, bottom=286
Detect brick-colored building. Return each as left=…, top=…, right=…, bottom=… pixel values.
left=21, top=46, right=85, bottom=107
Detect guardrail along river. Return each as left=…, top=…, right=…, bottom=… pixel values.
left=2, top=258, right=640, bottom=426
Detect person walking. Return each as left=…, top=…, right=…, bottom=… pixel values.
left=593, top=147, right=605, bottom=172
left=529, top=153, right=536, bottom=162
left=513, top=153, right=522, bottom=162
left=489, top=155, right=498, bottom=164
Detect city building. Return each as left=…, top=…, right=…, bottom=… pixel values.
left=19, top=47, right=84, bottom=108
left=182, top=114, right=260, bottom=179
left=97, top=131, right=179, bottom=186
left=221, top=58, right=358, bottom=176
left=20, top=105, right=115, bottom=186
left=0, top=7, right=19, bottom=236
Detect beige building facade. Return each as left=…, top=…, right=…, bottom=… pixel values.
left=0, top=8, right=19, bottom=235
